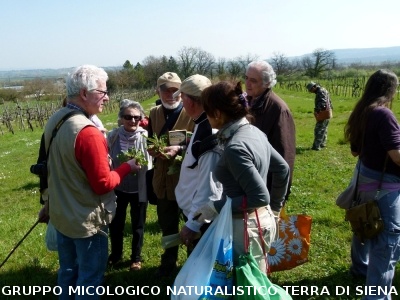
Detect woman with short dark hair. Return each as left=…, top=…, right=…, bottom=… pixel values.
left=195, top=81, right=289, bottom=273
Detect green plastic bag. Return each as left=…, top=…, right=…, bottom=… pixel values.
left=234, top=251, right=292, bottom=300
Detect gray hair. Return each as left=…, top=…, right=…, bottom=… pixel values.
left=118, top=99, right=145, bottom=119
left=66, top=65, right=108, bottom=98
left=246, top=61, right=277, bottom=88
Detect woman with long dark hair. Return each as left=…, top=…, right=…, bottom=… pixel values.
left=344, top=69, right=400, bottom=297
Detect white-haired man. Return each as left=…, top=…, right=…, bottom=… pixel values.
left=245, top=61, right=295, bottom=201
left=45, top=65, right=140, bottom=298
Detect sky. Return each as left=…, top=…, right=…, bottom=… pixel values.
left=1, top=0, right=399, bottom=71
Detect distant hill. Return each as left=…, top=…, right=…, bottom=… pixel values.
left=0, top=66, right=121, bottom=82
left=291, top=46, right=400, bottom=65
left=0, top=68, right=73, bottom=81
left=331, top=46, right=400, bottom=64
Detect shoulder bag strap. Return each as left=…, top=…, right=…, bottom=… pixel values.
left=239, top=201, right=267, bottom=257
left=242, top=196, right=269, bottom=272
left=375, top=155, right=389, bottom=200
left=46, top=110, right=85, bottom=160
left=353, top=160, right=361, bottom=205
left=241, top=196, right=250, bottom=252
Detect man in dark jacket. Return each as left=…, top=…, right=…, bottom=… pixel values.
left=245, top=61, right=296, bottom=201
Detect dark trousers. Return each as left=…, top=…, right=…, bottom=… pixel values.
left=182, top=214, right=211, bottom=257
left=109, top=190, right=148, bottom=263
left=157, top=198, right=181, bottom=268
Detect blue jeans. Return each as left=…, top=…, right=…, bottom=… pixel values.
left=351, top=164, right=400, bottom=300
left=56, top=228, right=108, bottom=300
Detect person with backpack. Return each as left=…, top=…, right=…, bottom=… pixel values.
left=44, top=65, right=140, bottom=298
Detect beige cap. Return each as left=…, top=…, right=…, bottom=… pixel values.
left=157, top=72, right=181, bottom=89
left=177, top=74, right=211, bottom=97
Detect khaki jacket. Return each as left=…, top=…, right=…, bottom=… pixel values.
left=149, top=106, right=194, bottom=200
left=46, top=108, right=116, bottom=238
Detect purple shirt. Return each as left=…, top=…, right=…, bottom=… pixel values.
left=353, top=106, right=400, bottom=177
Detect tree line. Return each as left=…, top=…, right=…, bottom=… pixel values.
left=1, top=46, right=399, bottom=105
left=110, top=46, right=400, bottom=90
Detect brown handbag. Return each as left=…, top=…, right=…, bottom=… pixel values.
left=345, top=200, right=383, bottom=243
left=314, top=108, right=333, bottom=122
left=344, top=158, right=387, bottom=244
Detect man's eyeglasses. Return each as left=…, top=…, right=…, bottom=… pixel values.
left=122, top=115, right=142, bottom=121
left=91, top=89, right=109, bottom=97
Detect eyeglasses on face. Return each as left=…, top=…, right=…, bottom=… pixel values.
left=90, top=89, right=110, bottom=97
left=122, top=115, right=142, bottom=121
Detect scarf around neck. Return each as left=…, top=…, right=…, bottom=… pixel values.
left=216, top=117, right=249, bottom=147
left=118, top=126, right=145, bottom=151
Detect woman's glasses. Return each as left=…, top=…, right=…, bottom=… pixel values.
left=122, top=115, right=142, bottom=121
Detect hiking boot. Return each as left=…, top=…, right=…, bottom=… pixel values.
left=154, top=264, right=177, bottom=278
left=349, top=268, right=366, bottom=280
left=130, top=261, right=142, bottom=271
left=107, top=254, right=122, bottom=266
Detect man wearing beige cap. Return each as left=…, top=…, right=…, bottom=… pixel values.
left=154, top=72, right=182, bottom=108
left=147, top=72, right=194, bottom=278
left=174, top=75, right=223, bottom=252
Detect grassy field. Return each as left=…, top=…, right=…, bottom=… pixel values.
left=0, top=88, right=399, bottom=300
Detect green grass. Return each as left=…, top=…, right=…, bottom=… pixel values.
left=0, top=89, right=399, bottom=300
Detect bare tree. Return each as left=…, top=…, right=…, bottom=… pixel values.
left=227, top=60, right=242, bottom=79
left=270, top=52, right=294, bottom=76
left=195, top=49, right=215, bottom=77
left=300, top=56, right=313, bottom=73
left=108, top=70, right=134, bottom=97
left=236, top=53, right=260, bottom=76
left=177, top=46, right=198, bottom=78
left=215, top=57, right=227, bottom=79
left=22, top=78, right=55, bottom=101
left=302, top=48, right=336, bottom=77
left=142, top=55, right=166, bottom=87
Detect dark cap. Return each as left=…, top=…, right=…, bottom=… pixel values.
left=306, top=82, right=316, bottom=91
